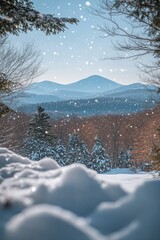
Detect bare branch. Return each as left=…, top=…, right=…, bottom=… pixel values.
left=0, top=37, right=42, bottom=101
left=94, top=0, right=160, bottom=85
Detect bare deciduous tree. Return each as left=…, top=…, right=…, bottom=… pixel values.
left=94, top=0, right=160, bottom=86
left=0, top=37, right=41, bottom=98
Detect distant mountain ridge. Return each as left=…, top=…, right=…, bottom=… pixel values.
left=13, top=75, right=159, bottom=116
left=25, top=75, right=122, bottom=94
left=65, top=75, right=121, bottom=92
left=14, top=75, right=157, bottom=107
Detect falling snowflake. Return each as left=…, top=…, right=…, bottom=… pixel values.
left=120, top=68, right=127, bottom=72
left=85, top=1, right=91, bottom=6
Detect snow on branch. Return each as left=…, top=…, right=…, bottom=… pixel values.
left=0, top=0, right=79, bottom=36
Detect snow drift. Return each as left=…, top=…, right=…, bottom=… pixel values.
left=0, top=148, right=160, bottom=240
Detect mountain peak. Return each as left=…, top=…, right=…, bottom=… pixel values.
left=20, top=75, right=154, bottom=106
left=27, top=75, right=122, bottom=94
left=67, top=75, right=122, bottom=93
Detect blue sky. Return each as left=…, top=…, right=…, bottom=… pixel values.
left=10, top=0, right=151, bottom=85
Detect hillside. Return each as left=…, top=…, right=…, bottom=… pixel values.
left=1, top=107, right=160, bottom=166
left=17, top=96, right=157, bottom=117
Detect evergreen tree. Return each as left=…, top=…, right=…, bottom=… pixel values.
left=23, top=106, right=55, bottom=160
left=55, top=139, right=67, bottom=166
left=80, top=141, right=92, bottom=167
left=0, top=0, right=78, bottom=36
left=126, top=148, right=132, bottom=167
left=91, top=137, right=111, bottom=173
left=118, top=149, right=132, bottom=168
left=67, top=131, right=82, bottom=165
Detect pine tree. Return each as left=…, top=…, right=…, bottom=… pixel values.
left=66, top=132, right=92, bottom=167
left=91, top=137, right=111, bottom=173
left=67, top=131, right=83, bottom=165
left=0, top=0, right=78, bottom=36
left=80, top=141, right=92, bottom=167
left=126, top=148, right=132, bottom=167
left=118, top=149, right=126, bottom=168
left=118, top=149, right=132, bottom=168
left=55, top=139, right=67, bottom=166
left=23, top=106, right=55, bottom=160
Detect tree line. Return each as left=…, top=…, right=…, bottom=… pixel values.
left=21, top=106, right=132, bottom=173
left=1, top=105, right=160, bottom=171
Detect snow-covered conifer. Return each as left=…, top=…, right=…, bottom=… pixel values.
left=67, top=131, right=82, bottom=165
left=55, top=139, right=67, bottom=166
left=23, top=106, right=55, bottom=160
left=91, top=137, right=111, bottom=173
left=118, top=148, right=132, bottom=168
left=0, top=0, right=78, bottom=36
left=118, top=149, right=126, bottom=168
left=80, top=141, right=92, bottom=167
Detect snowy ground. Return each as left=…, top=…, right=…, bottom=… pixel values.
left=99, top=168, right=155, bottom=193
left=0, top=148, right=160, bottom=240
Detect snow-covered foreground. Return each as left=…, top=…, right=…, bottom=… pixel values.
left=99, top=168, right=155, bottom=193
left=0, top=148, right=160, bottom=240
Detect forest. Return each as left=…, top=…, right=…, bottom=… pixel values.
left=1, top=105, right=160, bottom=171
